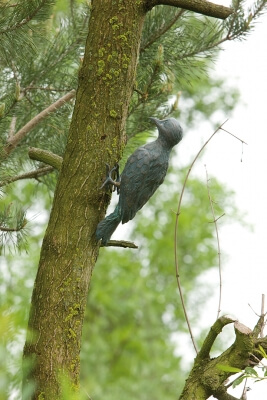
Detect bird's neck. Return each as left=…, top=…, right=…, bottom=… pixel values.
left=156, top=135, right=172, bottom=151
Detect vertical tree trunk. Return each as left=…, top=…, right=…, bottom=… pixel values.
left=23, top=1, right=146, bottom=398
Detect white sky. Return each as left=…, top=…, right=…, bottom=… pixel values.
left=110, top=4, right=267, bottom=397
left=189, top=2, right=267, bottom=398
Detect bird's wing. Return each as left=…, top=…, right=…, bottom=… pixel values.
left=119, top=146, right=168, bottom=223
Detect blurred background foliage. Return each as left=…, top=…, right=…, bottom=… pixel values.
left=0, top=0, right=258, bottom=398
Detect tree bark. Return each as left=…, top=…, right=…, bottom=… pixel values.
left=22, top=1, right=146, bottom=398
left=145, top=0, right=233, bottom=20
left=22, top=0, right=234, bottom=398
left=179, top=317, right=267, bottom=400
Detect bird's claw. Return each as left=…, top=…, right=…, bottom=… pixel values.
left=100, top=163, right=120, bottom=194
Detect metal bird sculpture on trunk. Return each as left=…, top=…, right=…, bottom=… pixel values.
left=96, top=117, right=183, bottom=245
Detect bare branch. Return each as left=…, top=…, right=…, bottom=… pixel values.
left=4, top=90, right=76, bottom=156
left=101, top=240, right=138, bottom=249
left=205, top=165, right=223, bottom=320
left=261, top=294, right=266, bottom=338
left=212, top=387, right=240, bottom=400
left=174, top=121, right=248, bottom=355
left=174, top=120, right=228, bottom=354
left=220, top=128, right=248, bottom=145
left=28, top=147, right=63, bottom=170
left=252, top=303, right=266, bottom=339
left=145, top=0, right=233, bottom=20
left=197, top=316, right=235, bottom=360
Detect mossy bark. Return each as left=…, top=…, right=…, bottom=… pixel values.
left=21, top=1, right=238, bottom=398
left=179, top=317, right=267, bottom=400
left=23, top=1, right=146, bottom=398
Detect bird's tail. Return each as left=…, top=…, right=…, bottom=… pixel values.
left=95, top=205, right=121, bottom=245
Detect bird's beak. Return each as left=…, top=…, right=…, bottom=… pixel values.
left=149, top=117, right=161, bottom=128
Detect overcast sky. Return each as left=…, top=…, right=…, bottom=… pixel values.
left=190, top=2, right=267, bottom=398
left=111, top=4, right=267, bottom=397
left=4, top=2, right=266, bottom=399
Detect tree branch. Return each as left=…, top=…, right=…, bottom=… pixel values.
left=0, top=0, right=51, bottom=34
left=145, top=0, right=233, bottom=20
left=174, top=120, right=228, bottom=355
left=140, top=9, right=185, bottom=53
left=179, top=316, right=260, bottom=399
left=28, top=147, right=63, bottom=170
left=205, top=166, right=223, bottom=320
left=101, top=240, right=138, bottom=249
left=4, top=90, right=76, bottom=156
left=212, top=387, right=240, bottom=400
left=197, top=316, right=235, bottom=361
left=0, top=166, right=54, bottom=187
left=0, top=225, right=24, bottom=232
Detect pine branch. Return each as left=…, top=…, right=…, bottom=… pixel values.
left=145, top=0, right=233, bottom=20
left=0, top=225, right=25, bottom=232
left=0, top=205, right=27, bottom=234
left=0, top=166, right=54, bottom=187
left=4, top=90, right=75, bottom=156
left=140, top=9, right=185, bottom=52
left=28, top=147, right=63, bottom=170
left=0, top=0, right=52, bottom=34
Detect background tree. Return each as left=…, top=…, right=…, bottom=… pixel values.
left=0, top=1, right=266, bottom=399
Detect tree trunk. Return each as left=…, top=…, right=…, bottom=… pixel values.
left=22, top=1, right=146, bottom=398
left=22, top=0, right=234, bottom=398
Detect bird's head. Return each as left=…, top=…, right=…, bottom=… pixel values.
left=149, top=117, right=183, bottom=147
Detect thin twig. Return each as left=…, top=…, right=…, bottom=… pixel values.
left=225, top=373, right=245, bottom=389
left=205, top=165, right=223, bottom=320
left=0, top=224, right=25, bottom=232
left=261, top=294, right=265, bottom=338
left=0, top=166, right=54, bottom=187
left=220, top=128, right=248, bottom=145
left=249, top=352, right=265, bottom=366
left=241, top=378, right=248, bottom=400
left=248, top=302, right=260, bottom=317
left=8, top=116, right=17, bottom=140
left=174, top=120, right=247, bottom=354
left=4, top=90, right=76, bottom=156
left=174, top=120, right=228, bottom=354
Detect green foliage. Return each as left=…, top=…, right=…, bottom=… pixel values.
left=1, top=0, right=264, bottom=248
left=218, top=344, right=267, bottom=390
left=0, top=1, right=89, bottom=250
left=217, top=364, right=242, bottom=373
left=0, top=1, right=266, bottom=399
left=0, top=162, right=240, bottom=399
left=0, top=0, right=55, bottom=62
left=80, top=169, right=238, bottom=399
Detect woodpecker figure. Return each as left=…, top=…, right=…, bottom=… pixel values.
left=96, top=117, right=183, bottom=245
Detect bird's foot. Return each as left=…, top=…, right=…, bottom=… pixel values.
left=100, top=163, right=120, bottom=194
